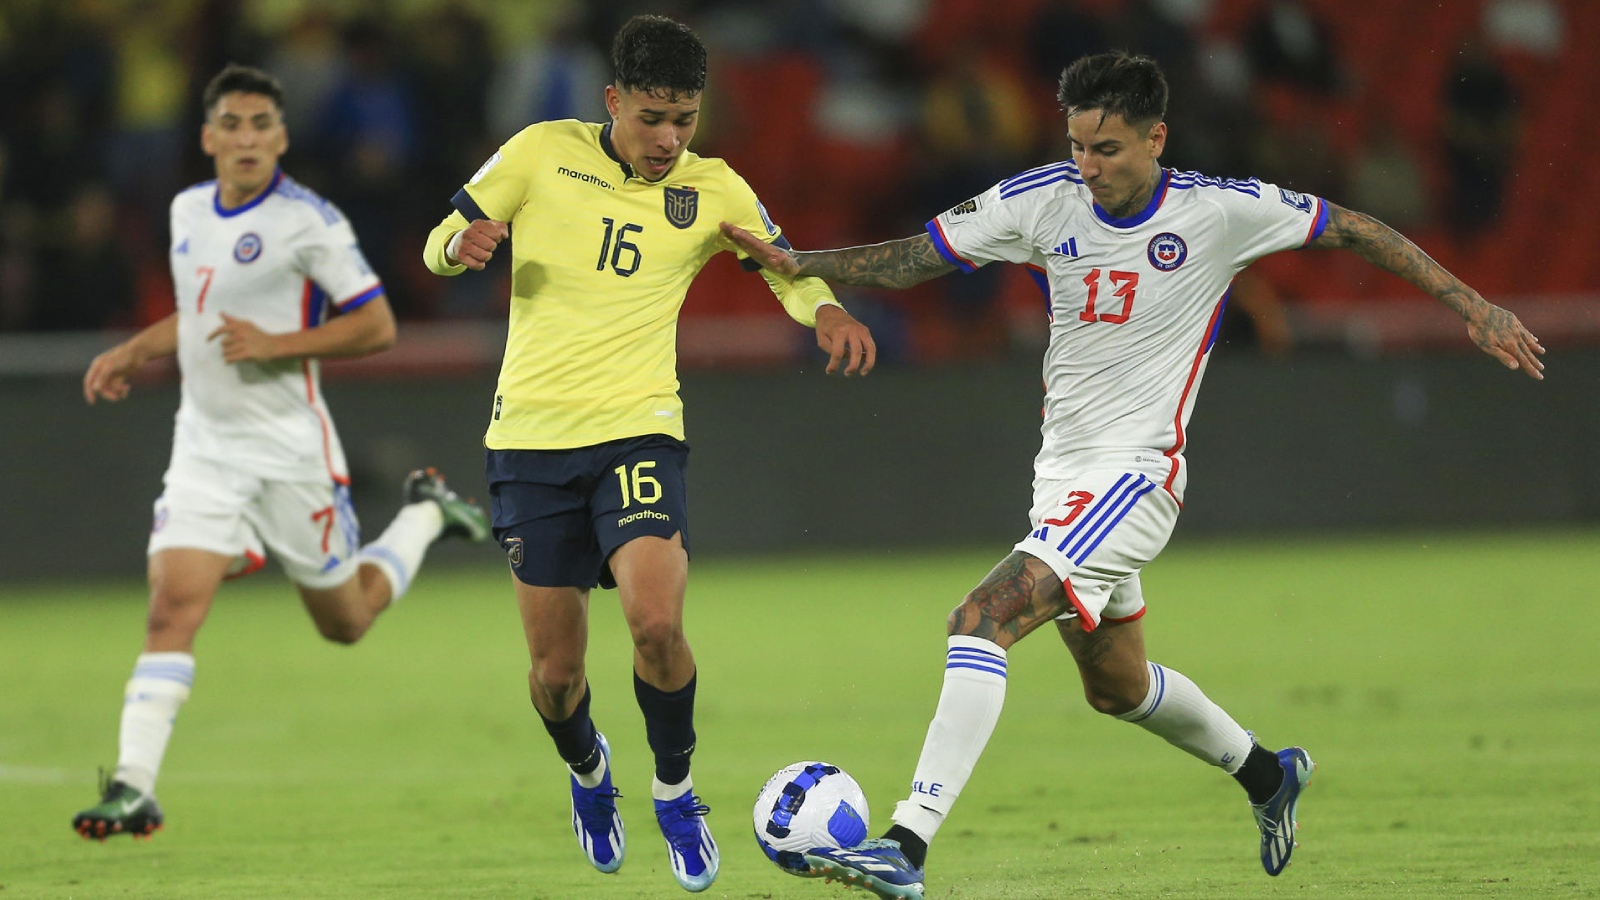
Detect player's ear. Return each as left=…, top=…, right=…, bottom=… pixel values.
left=604, top=85, right=621, bottom=119
left=1147, top=121, right=1167, bottom=159
left=200, top=121, right=216, bottom=157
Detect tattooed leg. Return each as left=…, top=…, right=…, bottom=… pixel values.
left=946, top=551, right=1074, bottom=650
left=1057, top=616, right=1151, bottom=715
left=887, top=551, right=1070, bottom=847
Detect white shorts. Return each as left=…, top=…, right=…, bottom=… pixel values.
left=148, top=451, right=362, bottom=589
left=1013, top=468, right=1180, bottom=631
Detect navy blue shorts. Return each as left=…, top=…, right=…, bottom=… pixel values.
left=486, top=435, right=690, bottom=589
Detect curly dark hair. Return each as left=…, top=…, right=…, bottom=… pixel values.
left=611, top=15, right=707, bottom=100
left=1056, top=52, right=1168, bottom=128
left=201, top=63, right=285, bottom=116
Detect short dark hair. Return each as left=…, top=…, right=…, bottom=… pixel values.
left=1057, top=52, right=1168, bottom=129
left=611, top=15, right=706, bottom=100
left=201, top=64, right=284, bottom=116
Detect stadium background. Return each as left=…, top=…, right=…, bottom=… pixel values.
left=0, top=0, right=1595, bottom=579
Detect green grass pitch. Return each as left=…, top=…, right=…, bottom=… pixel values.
left=2, top=531, right=1597, bottom=898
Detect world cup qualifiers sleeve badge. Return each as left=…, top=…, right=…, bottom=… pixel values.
left=1278, top=187, right=1314, bottom=213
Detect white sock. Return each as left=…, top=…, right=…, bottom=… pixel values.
left=114, top=652, right=195, bottom=796
left=357, top=501, right=444, bottom=602
left=891, top=636, right=1008, bottom=844
left=1118, top=661, right=1253, bottom=773
left=652, top=774, right=692, bottom=802
left=572, top=749, right=608, bottom=789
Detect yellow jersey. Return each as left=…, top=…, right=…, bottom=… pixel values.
left=424, top=119, right=840, bottom=450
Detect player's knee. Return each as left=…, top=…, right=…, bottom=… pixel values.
left=313, top=616, right=366, bottom=645
left=144, top=588, right=207, bottom=638
left=530, top=660, right=585, bottom=703
left=945, top=594, right=987, bottom=637
left=627, top=615, right=684, bottom=658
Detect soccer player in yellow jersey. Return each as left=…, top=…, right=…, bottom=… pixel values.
left=423, top=14, right=874, bottom=893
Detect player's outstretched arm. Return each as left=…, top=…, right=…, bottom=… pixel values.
left=720, top=224, right=957, bottom=289
left=1310, top=202, right=1545, bottom=379
left=207, top=294, right=397, bottom=364
left=83, top=313, right=178, bottom=405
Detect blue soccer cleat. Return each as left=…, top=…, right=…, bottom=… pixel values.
left=1252, top=746, right=1314, bottom=876
left=804, top=838, right=926, bottom=900
left=569, top=732, right=625, bottom=873
left=655, top=789, right=719, bottom=892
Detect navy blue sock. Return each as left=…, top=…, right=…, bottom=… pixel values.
left=634, top=670, right=697, bottom=786
left=884, top=825, right=928, bottom=869
left=538, top=682, right=601, bottom=775
left=1234, top=743, right=1284, bottom=805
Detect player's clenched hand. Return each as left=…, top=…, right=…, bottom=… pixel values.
left=208, top=313, right=281, bottom=364
left=1465, top=300, right=1545, bottom=380
left=83, top=343, right=141, bottom=404
left=815, top=303, right=876, bottom=376
left=449, top=219, right=509, bottom=270
left=719, top=222, right=801, bottom=277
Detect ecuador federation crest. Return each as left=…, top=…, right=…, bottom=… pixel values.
left=664, top=185, right=698, bottom=229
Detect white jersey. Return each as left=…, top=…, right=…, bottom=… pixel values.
left=929, top=162, right=1327, bottom=502
left=168, top=169, right=383, bottom=483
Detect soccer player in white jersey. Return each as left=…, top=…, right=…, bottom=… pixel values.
left=72, top=64, right=491, bottom=842
left=723, top=51, right=1544, bottom=899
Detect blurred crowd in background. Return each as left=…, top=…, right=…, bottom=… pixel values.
left=0, top=0, right=1590, bottom=365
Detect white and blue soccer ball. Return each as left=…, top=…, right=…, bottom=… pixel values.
left=752, top=761, right=870, bottom=875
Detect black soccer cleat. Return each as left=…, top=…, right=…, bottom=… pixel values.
left=404, top=467, right=490, bottom=541
left=73, top=777, right=164, bottom=842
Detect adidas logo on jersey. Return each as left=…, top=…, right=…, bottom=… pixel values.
left=1053, top=237, right=1080, bottom=258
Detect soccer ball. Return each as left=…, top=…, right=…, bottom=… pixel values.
left=752, top=761, right=870, bottom=875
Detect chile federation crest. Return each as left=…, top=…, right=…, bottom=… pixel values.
left=234, top=232, right=263, bottom=264
left=1147, top=232, right=1187, bottom=271
left=664, top=185, right=698, bottom=229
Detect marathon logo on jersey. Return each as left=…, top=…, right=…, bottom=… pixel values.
left=664, top=185, right=698, bottom=229
left=503, top=536, right=523, bottom=568
left=233, top=232, right=263, bottom=264
left=1278, top=187, right=1314, bottom=213
left=756, top=200, right=779, bottom=236
left=469, top=151, right=502, bottom=185
left=1147, top=232, right=1188, bottom=271
left=946, top=197, right=981, bottom=218
left=557, top=166, right=615, bottom=190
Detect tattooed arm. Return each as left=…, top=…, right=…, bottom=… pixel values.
left=1309, top=202, right=1545, bottom=379
left=719, top=224, right=958, bottom=289
left=790, top=234, right=959, bottom=289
